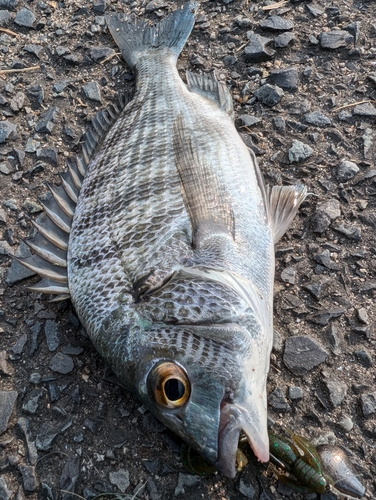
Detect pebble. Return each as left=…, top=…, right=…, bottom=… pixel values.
left=362, top=128, right=373, bottom=160
left=269, top=67, right=299, bottom=91
left=0, top=121, right=17, bottom=143
left=174, top=473, right=200, bottom=495
left=14, top=7, right=35, bottom=27
left=36, top=418, right=72, bottom=451
left=5, top=241, right=35, bottom=285
left=22, top=199, right=43, bottom=214
left=273, top=116, right=285, bottom=133
left=360, top=392, right=376, bottom=417
left=357, top=307, right=369, bottom=325
left=24, top=43, right=44, bottom=58
left=35, top=106, right=58, bottom=134
left=306, top=4, right=324, bottom=17
left=60, top=457, right=80, bottom=499
left=324, top=378, right=347, bottom=407
left=13, top=147, right=25, bottom=166
left=274, top=32, right=295, bottom=48
left=332, top=223, right=361, bottom=241
left=109, top=469, right=130, bottom=493
left=49, top=353, right=74, bottom=374
left=82, top=81, right=102, bottom=103
left=311, top=199, right=340, bottom=233
left=337, top=416, right=353, bottom=432
left=11, top=333, right=27, bottom=356
left=288, top=386, right=303, bottom=400
left=315, top=249, right=339, bottom=270
left=337, top=160, right=359, bottom=181
left=319, top=31, right=354, bottom=49
left=25, top=138, right=40, bottom=153
left=17, top=417, right=38, bottom=465
left=283, top=97, right=311, bottom=114
left=87, top=46, right=115, bottom=63
left=254, top=84, right=284, bottom=107
left=280, top=266, right=296, bottom=284
left=259, top=16, right=294, bottom=32
left=0, top=162, right=12, bottom=175
left=19, top=465, right=39, bottom=492
left=244, top=33, right=275, bottom=62
left=9, top=91, right=24, bottom=112
left=237, top=477, right=256, bottom=498
left=0, top=478, right=12, bottom=500
left=283, top=336, right=328, bottom=376
left=288, top=140, right=313, bottom=163
left=268, top=387, right=290, bottom=412
left=92, top=0, right=106, bottom=14
left=0, top=390, right=17, bottom=434
left=45, top=320, right=61, bottom=351
left=0, top=10, right=12, bottom=25
left=354, top=349, right=372, bottom=368
left=63, top=54, right=82, bottom=65
left=22, top=390, right=43, bottom=414
left=36, top=147, right=58, bottom=167
left=237, top=115, right=261, bottom=127
left=145, top=0, right=167, bottom=13
left=304, top=111, right=331, bottom=127
left=0, top=351, right=14, bottom=376
left=26, top=84, right=44, bottom=108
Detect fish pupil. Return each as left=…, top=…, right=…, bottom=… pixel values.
left=164, top=378, right=185, bottom=401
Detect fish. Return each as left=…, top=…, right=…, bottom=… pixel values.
left=17, top=3, right=307, bottom=478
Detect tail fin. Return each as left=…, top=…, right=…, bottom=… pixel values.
left=106, top=2, right=197, bottom=70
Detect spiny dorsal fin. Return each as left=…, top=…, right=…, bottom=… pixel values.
left=186, top=71, right=234, bottom=119
left=268, top=185, right=308, bottom=244
left=17, top=95, right=128, bottom=300
left=173, top=114, right=235, bottom=249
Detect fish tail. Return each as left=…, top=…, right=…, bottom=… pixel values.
left=106, top=2, right=198, bottom=70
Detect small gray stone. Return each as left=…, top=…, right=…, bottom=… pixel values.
left=23, top=43, right=44, bottom=58
left=92, top=0, right=106, bottom=14
left=254, top=83, right=284, bottom=107
left=357, top=308, right=369, bottom=325
left=0, top=390, right=17, bottom=434
left=174, top=473, right=200, bottom=495
left=306, top=4, right=324, bottom=17
left=22, top=199, right=43, bottom=214
left=0, top=351, right=14, bottom=376
left=26, top=84, right=44, bottom=109
left=49, top=353, right=74, bottom=374
left=314, top=249, right=339, bottom=270
left=87, top=46, right=115, bottom=63
left=280, top=266, right=296, bottom=284
left=283, top=97, right=311, bottom=114
left=6, top=241, right=35, bottom=284
left=363, top=128, right=373, bottom=160
left=332, top=223, right=361, bottom=241
left=11, top=333, right=27, bottom=356
left=353, top=103, right=376, bottom=117
left=14, top=7, right=35, bottom=27
left=0, top=162, right=12, bottom=175
left=244, top=33, right=275, bottom=62
left=109, top=469, right=130, bottom=493
left=284, top=336, right=328, bottom=376
left=354, top=349, right=372, bottom=368
left=145, top=0, right=167, bottom=13
left=22, top=390, right=43, bottom=414
left=304, top=111, right=331, bottom=127
left=3, top=198, right=18, bottom=210
left=311, top=199, right=340, bottom=233
left=259, top=16, right=294, bottom=32
left=0, top=477, right=12, bottom=500
left=360, top=392, right=376, bottom=417
left=274, top=32, right=295, bottom=48
left=45, top=320, right=61, bottom=351
left=237, top=115, right=261, bottom=127
left=19, top=465, right=39, bottom=492
left=288, top=386, right=303, bottom=400
left=237, top=477, right=256, bottom=498
left=273, top=116, right=285, bottom=132
left=0, top=10, right=12, bottom=25
left=269, top=67, right=299, bottom=91
left=337, top=416, right=353, bottom=432
left=36, top=147, right=58, bottom=166
left=9, top=91, right=25, bottom=112
left=36, top=418, right=72, bottom=451
left=319, top=30, right=354, bottom=49
left=56, top=45, right=70, bottom=57
left=35, top=106, right=58, bottom=134
left=25, top=138, right=40, bottom=153
left=288, top=140, right=313, bottom=163
left=82, top=81, right=102, bottom=102
left=268, top=387, right=290, bottom=412
left=63, top=54, right=82, bottom=65
left=60, top=457, right=80, bottom=500
left=337, top=160, right=359, bottom=181
left=17, top=417, right=38, bottom=465
left=0, top=121, right=17, bottom=143
left=324, top=378, right=347, bottom=407
left=0, top=208, right=7, bottom=223
left=53, top=81, right=67, bottom=93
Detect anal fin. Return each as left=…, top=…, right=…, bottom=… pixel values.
left=269, top=185, right=308, bottom=244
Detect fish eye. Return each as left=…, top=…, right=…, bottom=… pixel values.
left=148, top=361, right=190, bottom=409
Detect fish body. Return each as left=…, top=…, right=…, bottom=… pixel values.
left=19, top=3, right=307, bottom=478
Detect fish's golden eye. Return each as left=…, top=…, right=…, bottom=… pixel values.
left=148, top=362, right=190, bottom=409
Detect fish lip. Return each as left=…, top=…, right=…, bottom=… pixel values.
left=216, top=402, right=269, bottom=478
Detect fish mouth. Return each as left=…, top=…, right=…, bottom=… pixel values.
left=216, top=402, right=269, bottom=478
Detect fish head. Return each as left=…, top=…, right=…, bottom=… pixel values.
left=134, top=320, right=271, bottom=478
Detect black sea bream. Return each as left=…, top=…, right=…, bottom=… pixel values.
left=19, top=3, right=307, bottom=477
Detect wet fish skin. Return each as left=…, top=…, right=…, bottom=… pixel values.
left=21, top=3, right=307, bottom=478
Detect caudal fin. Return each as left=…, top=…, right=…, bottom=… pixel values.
left=106, top=2, right=198, bottom=70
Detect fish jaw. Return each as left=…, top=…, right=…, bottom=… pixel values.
left=216, top=399, right=270, bottom=478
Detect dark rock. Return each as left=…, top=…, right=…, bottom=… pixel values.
left=337, top=160, right=359, bottom=181
left=82, top=81, right=102, bottom=103
left=23, top=43, right=43, bottom=58
left=237, top=115, right=261, bottom=127
left=92, top=0, right=106, bottom=14
left=62, top=344, right=84, bottom=356
left=174, top=473, right=200, bottom=495
left=36, top=418, right=72, bottom=451
left=254, top=84, right=284, bottom=107
left=6, top=241, right=35, bottom=285
left=0, top=390, right=17, bottom=434
left=311, top=199, right=340, bottom=234
left=47, top=381, right=61, bottom=402
left=319, top=30, right=354, bottom=49
left=274, top=32, right=295, bottom=48
left=314, top=249, right=339, bottom=270
left=14, top=7, right=35, bottom=27
left=269, top=67, right=299, bottom=90
left=324, top=378, right=347, bottom=407
left=354, top=349, right=372, bottom=368
left=357, top=308, right=369, bottom=325
left=0, top=161, right=12, bottom=175
left=288, top=386, right=303, bottom=400
left=35, top=106, right=58, bottom=134
left=268, top=387, right=290, bottom=412
left=288, top=140, right=313, bottom=162
left=36, top=147, right=58, bottom=167
left=87, top=46, right=115, bottom=63
left=0, top=350, right=14, bottom=376
left=144, top=458, right=159, bottom=474
left=360, top=392, right=376, bottom=417
left=273, top=116, right=285, bottom=132
left=304, top=111, right=331, bottom=127
left=49, top=353, right=74, bottom=374
left=0, top=10, right=11, bottom=25
left=10, top=333, right=27, bottom=356
left=303, top=279, right=330, bottom=299
left=309, top=308, right=347, bottom=326
left=60, top=457, right=80, bottom=500
left=234, top=16, right=252, bottom=29
left=237, top=477, right=255, bottom=498
left=53, top=81, right=67, bottom=93
left=306, top=4, right=324, bottom=17
left=363, top=128, right=373, bottom=160
left=283, top=97, right=311, bottom=114
left=22, top=199, right=43, bottom=214
left=280, top=266, right=296, bottom=284
left=0, top=0, right=17, bottom=5
left=145, top=0, right=167, bottom=13
left=19, top=465, right=39, bottom=492
left=353, top=103, right=376, bottom=117
left=17, top=417, right=38, bottom=465
left=283, top=336, right=328, bottom=375
left=0, top=120, right=17, bottom=143
left=244, top=33, right=275, bottom=62
left=0, top=478, right=12, bottom=500
left=44, top=320, right=61, bottom=351
left=63, top=54, right=82, bottom=65
left=109, top=469, right=130, bottom=493
left=259, top=16, right=294, bottom=32
left=332, top=224, right=361, bottom=241
left=26, top=84, right=44, bottom=109
left=12, top=147, right=25, bottom=166
left=22, top=390, right=43, bottom=414
left=56, top=45, right=70, bottom=57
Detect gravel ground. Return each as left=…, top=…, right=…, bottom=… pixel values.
left=0, top=0, right=376, bottom=499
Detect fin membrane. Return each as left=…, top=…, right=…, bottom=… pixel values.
left=173, top=114, right=235, bottom=248
left=106, top=2, right=198, bottom=70
left=269, top=185, right=308, bottom=244
left=17, top=97, right=128, bottom=300
left=186, top=71, right=234, bottom=119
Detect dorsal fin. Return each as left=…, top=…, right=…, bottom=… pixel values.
left=173, top=114, right=235, bottom=249
left=186, top=71, right=234, bottom=119
left=16, top=96, right=128, bottom=300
